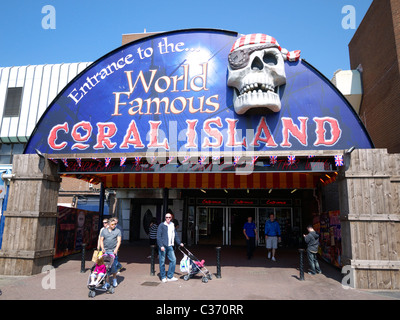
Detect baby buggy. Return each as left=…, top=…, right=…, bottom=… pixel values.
left=87, top=253, right=116, bottom=298
left=179, top=246, right=212, bottom=283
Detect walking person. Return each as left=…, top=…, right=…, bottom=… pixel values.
left=304, top=225, right=322, bottom=275
left=157, top=212, right=184, bottom=283
left=97, top=218, right=109, bottom=251
left=99, top=217, right=121, bottom=288
left=147, top=217, right=158, bottom=258
left=264, top=213, right=281, bottom=262
left=243, top=216, right=257, bottom=259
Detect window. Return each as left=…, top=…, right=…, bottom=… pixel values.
left=4, top=87, right=23, bottom=117
left=0, top=143, right=25, bottom=164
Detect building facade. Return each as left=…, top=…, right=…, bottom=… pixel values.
left=348, top=0, right=400, bottom=153
left=0, top=28, right=399, bottom=290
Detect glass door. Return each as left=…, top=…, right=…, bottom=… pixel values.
left=258, top=208, right=275, bottom=246
left=275, top=207, right=292, bottom=248
left=229, top=208, right=256, bottom=246
left=196, top=207, right=225, bottom=245
left=258, top=207, right=293, bottom=247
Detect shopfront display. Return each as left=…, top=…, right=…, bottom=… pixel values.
left=313, top=210, right=342, bottom=267
left=187, top=195, right=301, bottom=247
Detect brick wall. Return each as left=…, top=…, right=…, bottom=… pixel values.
left=349, top=0, right=400, bottom=153
left=58, top=177, right=99, bottom=206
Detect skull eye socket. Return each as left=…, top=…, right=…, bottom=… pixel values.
left=263, top=52, right=278, bottom=65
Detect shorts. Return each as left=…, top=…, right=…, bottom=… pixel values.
left=266, top=236, right=278, bottom=249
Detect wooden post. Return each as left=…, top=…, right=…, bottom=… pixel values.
left=0, top=154, right=60, bottom=276
left=338, top=149, right=400, bottom=289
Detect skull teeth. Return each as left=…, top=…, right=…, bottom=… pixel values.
left=239, top=83, right=275, bottom=96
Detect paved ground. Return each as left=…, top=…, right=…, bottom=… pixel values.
left=0, top=241, right=399, bottom=302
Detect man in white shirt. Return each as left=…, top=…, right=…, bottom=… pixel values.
left=157, top=212, right=184, bottom=282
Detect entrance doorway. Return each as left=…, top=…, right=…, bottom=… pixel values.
left=258, top=207, right=295, bottom=247
left=230, top=208, right=256, bottom=246
left=197, top=207, right=226, bottom=245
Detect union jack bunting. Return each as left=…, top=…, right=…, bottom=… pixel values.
left=287, top=155, right=296, bottom=165
left=49, top=158, right=58, bottom=164
left=307, top=155, right=315, bottom=158
left=135, top=156, right=142, bottom=165
left=181, top=156, right=190, bottom=164
left=76, top=158, right=82, bottom=167
left=334, top=155, right=344, bottom=167
left=212, top=156, right=221, bottom=161
left=167, top=157, right=175, bottom=164
left=251, top=156, right=259, bottom=165
left=149, top=156, right=156, bottom=164
left=198, top=156, right=207, bottom=165
left=233, top=156, right=241, bottom=166
left=105, top=157, right=111, bottom=167
left=62, top=158, right=68, bottom=167
left=269, top=156, right=277, bottom=165
left=120, top=157, right=127, bottom=166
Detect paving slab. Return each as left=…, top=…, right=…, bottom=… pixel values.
left=0, top=242, right=399, bottom=301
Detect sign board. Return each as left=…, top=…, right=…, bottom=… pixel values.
left=24, top=29, right=373, bottom=156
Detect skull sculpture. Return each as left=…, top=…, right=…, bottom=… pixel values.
left=228, top=34, right=300, bottom=115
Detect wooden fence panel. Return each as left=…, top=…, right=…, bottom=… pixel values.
left=0, top=154, right=60, bottom=276
left=339, top=149, right=400, bottom=289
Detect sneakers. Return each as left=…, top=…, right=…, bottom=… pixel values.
left=112, top=278, right=118, bottom=287
left=267, top=252, right=276, bottom=261
left=167, top=277, right=178, bottom=282
left=161, top=277, right=178, bottom=282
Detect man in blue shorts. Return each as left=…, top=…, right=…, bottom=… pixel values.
left=264, top=214, right=281, bottom=262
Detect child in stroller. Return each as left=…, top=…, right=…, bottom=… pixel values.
left=89, top=256, right=106, bottom=286
left=87, top=253, right=116, bottom=297
left=179, top=246, right=212, bottom=283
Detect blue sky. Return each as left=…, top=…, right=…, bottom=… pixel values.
left=0, top=0, right=373, bottom=78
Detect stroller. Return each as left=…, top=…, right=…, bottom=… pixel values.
left=87, top=253, right=116, bottom=298
left=179, top=246, right=212, bottom=283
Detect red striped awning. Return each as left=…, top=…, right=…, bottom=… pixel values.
left=100, top=172, right=319, bottom=189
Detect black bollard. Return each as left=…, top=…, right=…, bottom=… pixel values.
left=216, top=247, right=221, bottom=278
left=150, top=245, right=156, bottom=276
left=80, top=243, right=86, bottom=273
left=298, top=248, right=305, bottom=281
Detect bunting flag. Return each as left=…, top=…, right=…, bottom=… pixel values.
left=92, top=157, right=100, bottom=161
left=134, top=156, right=142, bottom=165
left=334, top=155, right=344, bottom=166
left=269, top=156, right=277, bottom=165
left=167, top=157, right=175, bottom=164
left=198, top=156, right=207, bottom=165
left=149, top=156, right=156, bottom=164
left=120, top=157, right=127, bottom=167
left=76, top=158, right=82, bottom=167
left=251, top=156, right=259, bottom=165
left=181, top=156, right=190, bottom=164
left=49, top=158, right=58, bottom=164
left=233, top=156, right=241, bottom=166
left=212, top=156, right=221, bottom=161
left=307, top=155, right=315, bottom=158
left=105, top=157, right=111, bottom=167
left=62, top=158, right=68, bottom=167
left=288, top=155, right=296, bottom=165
